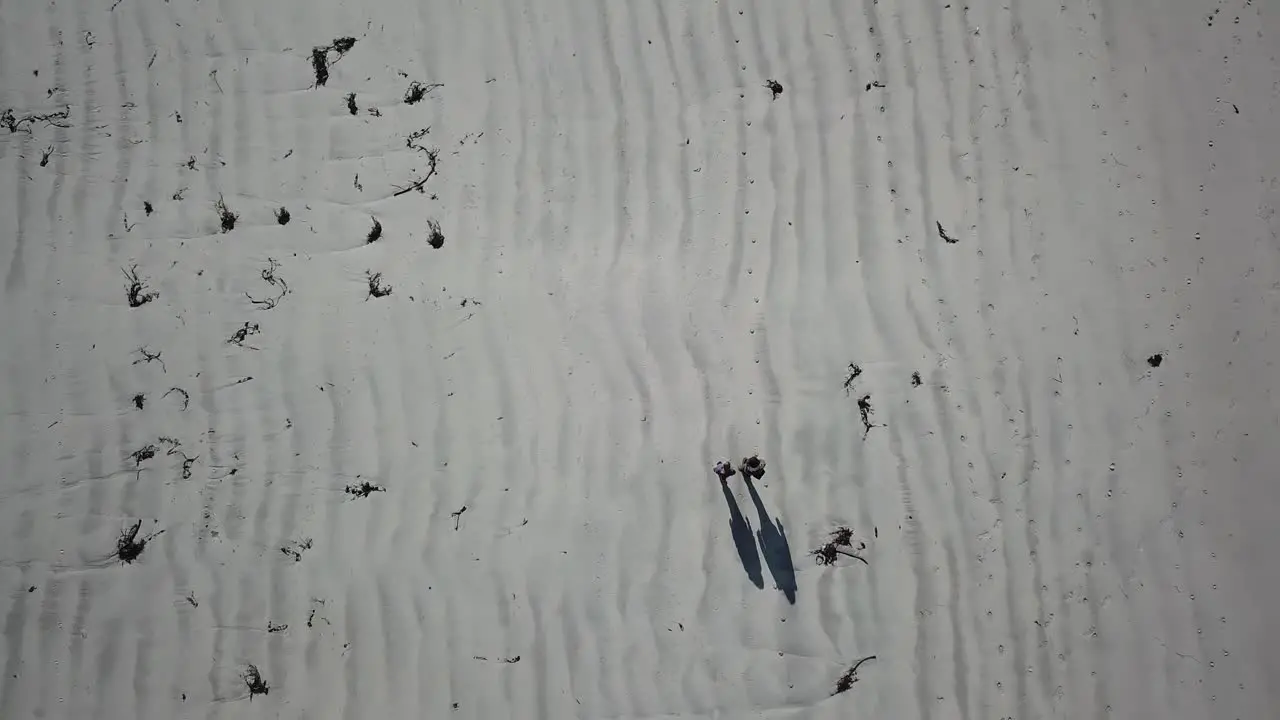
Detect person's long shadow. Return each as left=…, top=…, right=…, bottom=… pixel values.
left=743, top=474, right=797, bottom=604
left=720, top=478, right=765, bottom=588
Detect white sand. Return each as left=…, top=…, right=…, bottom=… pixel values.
left=2, top=0, right=1278, bottom=718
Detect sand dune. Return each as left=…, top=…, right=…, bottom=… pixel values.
left=2, top=0, right=1278, bottom=718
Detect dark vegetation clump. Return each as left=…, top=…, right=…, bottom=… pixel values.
left=765, top=79, right=783, bottom=99
left=366, top=217, right=382, bottom=244
left=228, top=321, right=261, bottom=347
left=937, top=221, right=959, bottom=244
left=310, top=37, right=356, bottom=87
left=843, top=363, right=862, bottom=395
left=345, top=480, right=385, bottom=498
left=275, top=207, right=290, bottom=225
left=215, top=195, right=238, bottom=233
left=132, top=393, right=145, bottom=410
left=242, top=664, right=270, bottom=699
left=811, top=525, right=867, bottom=566
left=911, top=371, right=922, bottom=387
left=115, top=520, right=163, bottom=564
left=403, top=80, right=442, bottom=105
left=832, top=655, right=876, bottom=695
left=123, top=264, right=159, bottom=308
left=1147, top=353, right=1163, bottom=368
left=131, top=443, right=158, bottom=466
left=365, top=271, right=392, bottom=299
left=40, top=145, right=54, bottom=167
left=857, top=394, right=876, bottom=436
left=345, top=92, right=358, bottom=115
left=426, top=218, right=444, bottom=249
left=143, top=200, right=154, bottom=215
left=1, top=105, right=71, bottom=133
left=280, top=538, right=313, bottom=562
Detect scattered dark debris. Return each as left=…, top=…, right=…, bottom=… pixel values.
left=843, top=363, right=862, bottom=395
left=176, top=452, right=197, bottom=479
left=159, top=436, right=181, bottom=454
left=426, top=218, right=444, bottom=249
left=123, top=264, right=159, bottom=308
left=832, top=655, right=877, bottom=695
left=310, top=37, right=357, bottom=87
left=1, top=105, right=71, bottom=133
left=215, top=195, right=238, bottom=233
left=857, top=394, right=877, bottom=436
left=183, top=155, right=196, bottom=171
left=365, top=271, right=393, bottom=299
left=866, top=80, right=886, bottom=90
left=185, top=592, right=198, bottom=608
left=937, top=221, right=959, bottom=244
left=911, top=371, right=922, bottom=387
left=393, top=145, right=440, bottom=197
left=366, top=217, right=382, bottom=244
left=403, top=80, right=443, bottom=105
left=39, top=145, right=54, bottom=166
left=275, top=207, right=290, bottom=225
left=123, top=213, right=137, bottom=233
left=116, top=520, right=164, bottom=564
left=451, top=505, right=467, bottom=531
left=132, top=393, right=145, bottom=410
left=228, top=321, right=261, bottom=347
left=133, top=346, right=166, bottom=372
left=267, top=621, right=287, bottom=634
left=738, top=454, right=766, bottom=479
left=1147, top=353, right=1163, bottom=368
left=242, top=664, right=270, bottom=699
left=368, top=107, right=382, bottom=117
left=280, top=538, right=313, bottom=562
left=764, top=79, right=783, bottom=100
left=354, top=174, right=362, bottom=191
left=345, top=92, right=358, bottom=115
left=172, top=186, right=188, bottom=201
left=406, top=127, right=431, bottom=153
left=143, top=200, right=154, bottom=216
left=500, top=656, right=520, bottom=664
left=812, top=525, right=868, bottom=567
left=247, top=258, right=289, bottom=309
left=345, top=480, right=385, bottom=498
left=163, top=386, right=189, bottom=409
left=131, top=443, right=158, bottom=466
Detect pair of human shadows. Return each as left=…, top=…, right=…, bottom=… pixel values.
left=719, top=474, right=797, bottom=603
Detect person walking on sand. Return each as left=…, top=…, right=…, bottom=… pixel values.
left=740, top=454, right=766, bottom=479
left=713, top=460, right=735, bottom=482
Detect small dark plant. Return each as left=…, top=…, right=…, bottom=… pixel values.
left=843, top=363, right=862, bottom=395
left=345, top=92, right=357, bottom=115
left=911, top=371, right=922, bottom=387
left=242, top=664, right=270, bottom=699
left=280, top=538, right=313, bottom=562
left=403, top=80, right=442, bottom=105
left=123, top=265, right=159, bottom=308
left=426, top=218, right=444, bottom=249
left=765, top=79, right=783, bottom=99
left=116, top=520, right=164, bottom=564
left=366, top=217, right=382, bottom=244
left=1147, top=353, right=1163, bottom=368
left=365, top=271, right=392, bottom=299
left=132, top=393, right=145, bottom=410
left=937, top=221, right=959, bottom=244
left=811, top=525, right=867, bottom=566
left=832, top=655, right=876, bottom=695
left=228, top=321, right=261, bottom=347
left=275, top=207, right=290, bottom=225
left=143, top=200, right=154, bottom=216
left=215, top=195, right=238, bottom=233
left=345, top=480, right=385, bottom=498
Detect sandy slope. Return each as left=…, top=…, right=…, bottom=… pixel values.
left=1, top=0, right=1277, bottom=718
